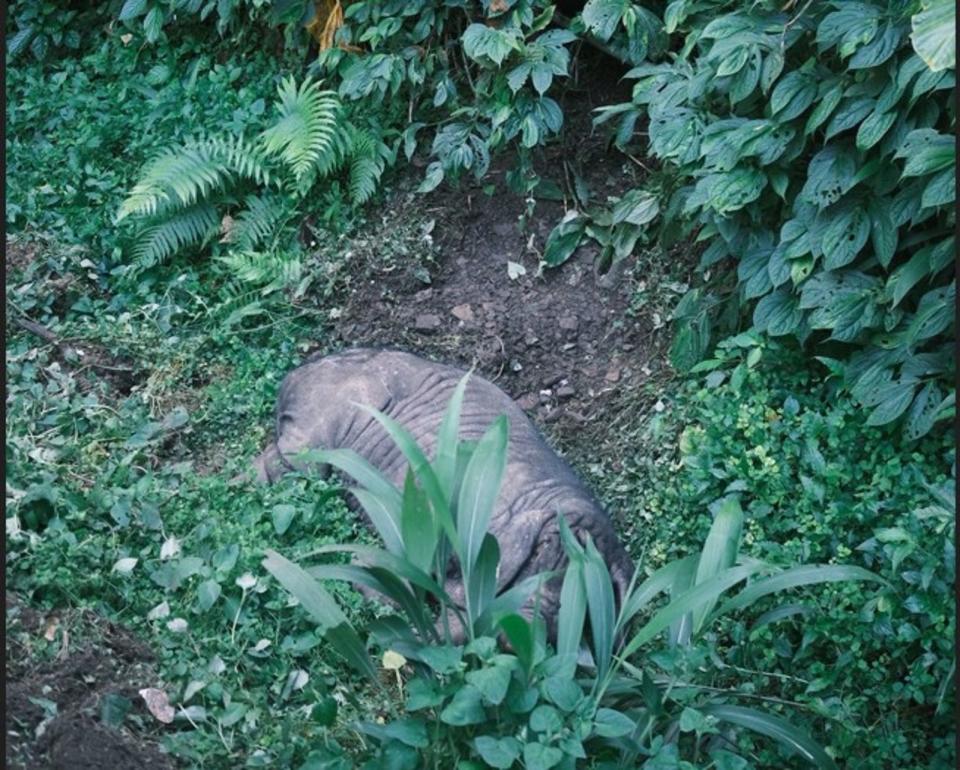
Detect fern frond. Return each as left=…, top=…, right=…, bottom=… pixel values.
left=210, top=283, right=269, bottom=328
left=226, top=193, right=291, bottom=251
left=117, top=143, right=232, bottom=221
left=217, top=251, right=303, bottom=291
left=347, top=128, right=391, bottom=206
left=259, top=76, right=347, bottom=186
left=202, top=134, right=274, bottom=187
left=132, top=203, right=219, bottom=268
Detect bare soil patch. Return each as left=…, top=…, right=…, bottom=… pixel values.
left=335, top=53, right=691, bottom=445
left=5, top=594, right=174, bottom=770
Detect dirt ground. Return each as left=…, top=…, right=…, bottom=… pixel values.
left=5, top=594, right=174, bottom=770
left=335, top=51, right=690, bottom=451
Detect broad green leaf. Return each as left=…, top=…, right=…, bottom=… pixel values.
left=911, top=0, right=956, bottom=72
left=700, top=705, right=839, bottom=770
left=400, top=469, right=436, bottom=573
left=622, top=564, right=766, bottom=658
left=582, top=0, right=628, bottom=41
left=440, top=684, right=486, bottom=725
left=474, top=736, right=522, bottom=769
left=466, top=659, right=513, bottom=706
left=457, top=416, right=508, bottom=577
left=592, top=707, right=635, bottom=738
left=556, top=550, right=587, bottom=657
left=583, top=536, right=616, bottom=682
left=462, top=23, right=521, bottom=66
left=272, top=503, right=296, bottom=536
left=360, top=406, right=459, bottom=554
left=619, top=555, right=699, bottom=627
left=197, top=579, right=221, bottom=611
left=304, top=448, right=402, bottom=553
left=523, top=741, right=564, bottom=770
left=856, top=110, right=896, bottom=150
left=713, top=564, right=886, bottom=619
left=262, top=550, right=377, bottom=682
left=866, top=383, right=916, bottom=426
left=904, top=381, right=944, bottom=440
left=543, top=214, right=586, bottom=267
left=435, top=374, right=470, bottom=499
left=529, top=704, right=563, bottom=733
left=498, top=613, right=535, bottom=674
left=692, top=496, right=744, bottom=633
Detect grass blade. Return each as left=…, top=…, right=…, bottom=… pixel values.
left=618, top=555, right=698, bottom=629
left=350, top=488, right=404, bottom=555
left=691, top=496, right=743, bottom=633
left=700, top=704, right=839, bottom=770
left=457, top=415, right=508, bottom=576
left=263, top=549, right=377, bottom=682
left=621, top=564, right=766, bottom=659
left=749, top=603, right=813, bottom=635
left=435, top=373, right=470, bottom=498
left=712, top=564, right=886, bottom=622
left=583, top=536, right=616, bottom=682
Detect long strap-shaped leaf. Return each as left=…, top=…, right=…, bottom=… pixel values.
left=617, top=555, right=699, bottom=629
left=359, top=405, right=461, bottom=554
left=301, top=447, right=403, bottom=553
left=263, top=549, right=378, bottom=683
left=457, top=415, right=508, bottom=578
left=700, top=704, right=839, bottom=770
left=691, top=496, right=743, bottom=634
left=306, top=544, right=458, bottom=605
left=583, top=536, right=616, bottom=683
left=711, top=564, right=886, bottom=623
left=434, top=373, right=471, bottom=499
left=620, top=563, right=767, bottom=659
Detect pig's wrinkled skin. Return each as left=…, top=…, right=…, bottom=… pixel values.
left=255, top=348, right=635, bottom=634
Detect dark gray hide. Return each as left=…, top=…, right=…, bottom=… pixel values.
left=255, top=348, right=634, bottom=635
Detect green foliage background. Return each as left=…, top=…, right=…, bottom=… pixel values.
left=5, top=1, right=956, bottom=768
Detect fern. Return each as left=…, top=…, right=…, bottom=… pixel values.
left=203, top=134, right=274, bottom=187
left=132, top=203, right=219, bottom=268
left=227, top=193, right=290, bottom=251
left=347, top=128, right=391, bottom=206
left=117, top=143, right=233, bottom=222
left=259, top=76, right=347, bottom=186
left=217, top=251, right=303, bottom=290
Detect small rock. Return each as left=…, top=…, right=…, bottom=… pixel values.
left=539, top=390, right=553, bottom=404
left=517, top=393, right=539, bottom=411
left=542, top=373, right=564, bottom=388
left=605, top=368, right=621, bottom=383
left=559, top=315, right=579, bottom=332
left=556, top=385, right=576, bottom=399
left=413, top=288, right=433, bottom=303
left=414, top=314, right=442, bottom=332
left=451, top=303, right=475, bottom=323
left=524, top=332, right=539, bottom=346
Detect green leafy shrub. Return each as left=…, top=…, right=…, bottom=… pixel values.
left=263, top=377, right=884, bottom=768
left=607, top=344, right=955, bottom=767
left=590, top=0, right=955, bottom=438
left=117, top=75, right=393, bottom=283
left=6, top=1, right=106, bottom=61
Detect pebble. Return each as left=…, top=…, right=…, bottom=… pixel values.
left=542, top=373, right=564, bottom=388
left=414, top=314, right=441, bottom=332
left=605, top=368, right=621, bottom=383
left=556, top=385, right=576, bottom=399
left=451, top=303, right=475, bottom=322
left=517, top=393, right=539, bottom=411
left=559, top=315, right=579, bottom=332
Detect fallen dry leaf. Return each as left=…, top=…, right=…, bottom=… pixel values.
left=139, top=687, right=175, bottom=724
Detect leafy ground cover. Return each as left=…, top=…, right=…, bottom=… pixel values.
left=5, top=3, right=956, bottom=769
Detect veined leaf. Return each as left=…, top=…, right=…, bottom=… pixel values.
left=583, top=536, right=616, bottom=682
left=713, top=564, right=886, bottom=620
left=911, top=0, right=956, bottom=72
left=692, top=496, right=743, bottom=633
left=700, top=705, right=839, bottom=770
left=262, top=550, right=377, bottom=682
left=435, top=374, right=470, bottom=499
left=457, top=415, right=508, bottom=578
left=621, top=564, right=767, bottom=658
